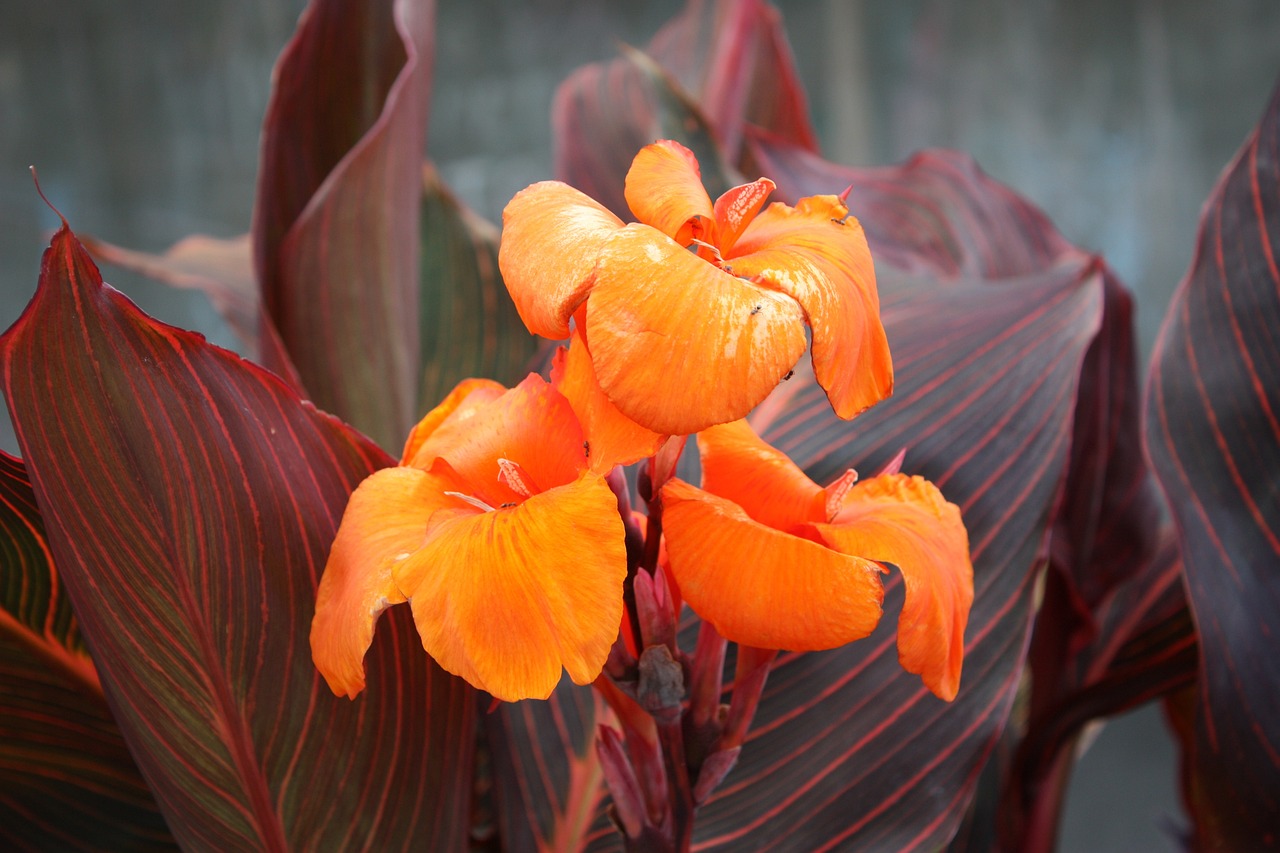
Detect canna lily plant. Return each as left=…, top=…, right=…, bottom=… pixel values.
left=2, top=1, right=1277, bottom=852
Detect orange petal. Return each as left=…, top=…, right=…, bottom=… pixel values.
left=311, top=466, right=461, bottom=698
left=813, top=474, right=973, bottom=701
left=401, top=378, right=506, bottom=466
left=586, top=224, right=807, bottom=435
left=713, top=178, right=775, bottom=255
left=394, top=473, right=627, bottom=701
left=661, top=478, right=884, bottom=651
left=624, top=140, right=716, bottom=245
left=730, top=195, right=893, bottom=420
left=696, top=420, right=825, bottom=531
left=407, top=374, right=587, bottom=506
left=551, top=326, right=666, bottom=471
left=499, top=181, right=624, bottom=339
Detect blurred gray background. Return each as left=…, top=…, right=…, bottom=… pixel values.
left=3, top=0, right=1277, bottom=849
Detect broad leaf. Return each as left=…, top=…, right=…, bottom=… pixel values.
left=0, top=451, right=176, bottom=851
left=0, top=221, right=474, bottom=850
left=485, top=682, right=608, bottom=853
left=418, top=164, right=540, bottom=408
left=1145, top=80, right=1280, bottom=851
left=253, top=0, right=435, bottom=450
left=730, top=261, right=1101, bottom=853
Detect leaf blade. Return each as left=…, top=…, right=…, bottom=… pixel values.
left=1144, top=80, right=1280, bottom=851
left=1, top=222, right=474, bottom=851
left=253, top=0, right=435, bottom=449
left=0, top=451, right=178, bottom=852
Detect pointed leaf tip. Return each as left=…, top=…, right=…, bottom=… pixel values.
left=30, top=165, right=69, bottom=229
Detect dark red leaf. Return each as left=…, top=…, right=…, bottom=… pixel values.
left=646, top=0, right=818, bottom=161
left=554, top=0, right=818, bottom=217
left=1144, top=80, right=1280, bottom=851
left=485, top=682, right=610, bottom=853
left=418, top=165, right=540, bottom=407
left=0, top=451, right=176, bottom=851
left=992, top=264, right=1174, bottom=850
left=0, top=222, right=474, bottom=850
left=744, top=131, right=1070, bottom=278
left=719, top=261, right=1102, bottom=852
left=253, top=0, right=434, bottom=450
left=553, top=44, right=735, bottom=221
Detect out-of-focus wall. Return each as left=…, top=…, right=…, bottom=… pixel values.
left=2, top=1, right=1277, bottom=848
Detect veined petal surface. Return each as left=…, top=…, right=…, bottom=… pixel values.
left=625, top=140, right=717, bottom=245
left=395, top=474, right=627, bottom=702
left=587, top=224, right=806, bottom=435
left=815, top=474, right=973, bottom=700
left=311, top=465, right=458, bottom=698
left=697, top=419, right=824, bottom=531
left=662, top=478, right=884, bottom=650
left=732, top=196, right=892, bottom=419
left=499, top=181, right=623, bottom=339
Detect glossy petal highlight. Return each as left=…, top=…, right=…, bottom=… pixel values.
left=732, top=196, right=892, bottom=419
left=587, top=224, right=807, bottom=435
left=395, top=474, right=627, bottom=702
left=697, top=419, right=824, bottom=531
left=551, top=326, right=666, bottom=472
left=624, top=140, right=717, bottom=245
left=662, top=478, right=884, bottom=650
left=311, top=466, right=458, bottom=698
left=815, top=474, right=973, bottom=700
left=499, top=181, right=624, bottom=339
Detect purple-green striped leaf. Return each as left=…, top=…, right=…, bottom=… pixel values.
left=0, top=221, right=474, bottom=851
left=0, top=451, right=177, bottom=851
left=1144, top=79, right=1280, bottom=852
left=253, top=0, right=434, bottom=450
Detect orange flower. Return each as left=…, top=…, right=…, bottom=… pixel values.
left=498, top=139, right=892, bottom=436
left=310, top=375, right=628, bottom=702
left=660, top=420, right=973, bottom=701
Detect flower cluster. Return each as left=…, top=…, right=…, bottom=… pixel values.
left=311, top=140, right=972, bottom=708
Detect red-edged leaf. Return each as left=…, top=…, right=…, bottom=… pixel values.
left=486, top=682, right=609, bottom=853
left=1144, top=81, right=1280, bottom=851
left=715, top=265, right=1100, bottom=852
left=253, top=0, right=434, bottom=450
left=733, top=140, right=1172, bottom=852
left=81, top=233, right=257, bottom=355
left=0, top=451, right=177, bottom=851
left=645, top=0, right=818, bottom=161
left=419, top=164, right=540, bottom=407
left=0, top=221, right=474, bottom=850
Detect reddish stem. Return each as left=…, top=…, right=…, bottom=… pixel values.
left=721, top=646, right=778, bottom=751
